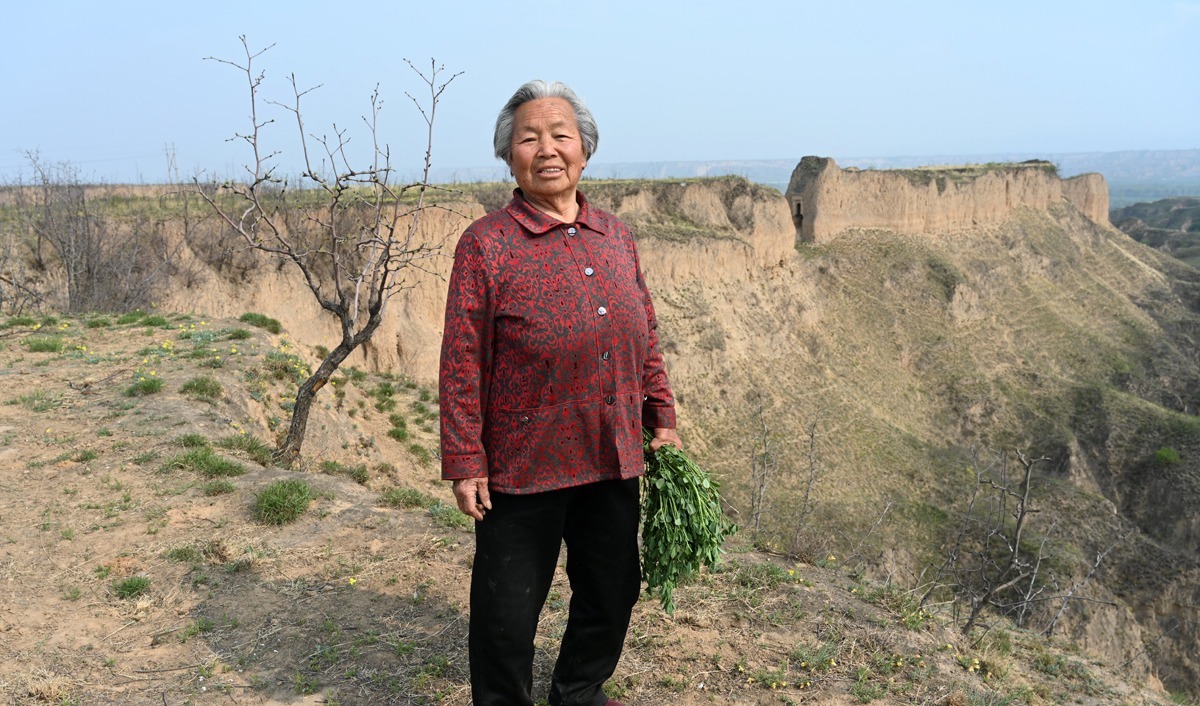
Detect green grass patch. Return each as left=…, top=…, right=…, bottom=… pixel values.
left=141, top=315, right=169, bottom=327
left=239, top=312, right=282, bottom=334
left=131, top=451, right=160, bottom=466
left=253, top=479, right=314, bottom=525
left=85, top=317, right=112, bottom=328
left=225, top=327, right=252, bottom=340
left=380, top=487, right=437, bottom=509
left=318, top=459, right=369, bottom=484
left=24, top=335, right=64, bottom=353
left=180, top=375, right=223, bottom=403
left=163, top=447, right=246, bottom=478
left=112, top=576, right=151, bottom=599
left=263, top=349, right=309, bottom=384
left=116, top=310, right=147, bottom=325
left=177, top=433, right=210, bottom=448
left=407, top=443, right=433, bottom=466
left=216, top=435, right=274, bottom=466
left=429, top=501, right=471, bottom=530
left=4, top=315, right=38, bottom=328
left=74, top=449, right=100, bottom=463
left=203, top=479, right=237, bottom=496
left=124, top=374, right=163, bottom=397
left=10, top=390, right=63, bottom=412
left=179, top=617, right=215, bottom=642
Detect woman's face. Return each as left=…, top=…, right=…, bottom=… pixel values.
left=509, top=97, right=587, bottom=208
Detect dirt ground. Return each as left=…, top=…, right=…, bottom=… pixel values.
left=0, top=312, right=1173, bottom=705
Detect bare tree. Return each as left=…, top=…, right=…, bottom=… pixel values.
left=196, top=37, right=460, bottom=466
left=748, top=392, right=778, bottom=534
left=915, top=447, right=1125, bottom=638
left=7, top=154, right=180, bottom=313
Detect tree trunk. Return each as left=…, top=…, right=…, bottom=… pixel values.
left=273, top=339, right=357, bottom=467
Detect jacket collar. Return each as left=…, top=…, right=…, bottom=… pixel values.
left=505, top=189, right=600, bottom=236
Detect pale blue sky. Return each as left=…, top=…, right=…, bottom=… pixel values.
left=2, top=0, right=1197, bottom=183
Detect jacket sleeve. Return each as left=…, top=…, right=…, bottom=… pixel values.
left=630, top=232, right=677, bottom=429
left=439, top=229, right=494, bottom=480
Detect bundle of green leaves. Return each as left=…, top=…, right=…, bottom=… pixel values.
left=641, top=428, right=738, bottom=614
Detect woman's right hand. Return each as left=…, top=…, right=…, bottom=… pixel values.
left=452, top=477, right=492, bottom=521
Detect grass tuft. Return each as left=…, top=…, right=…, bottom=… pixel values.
left=253, top=479, right=314, bottom=525
left=124, top=375, right=164, bottom=397
left=239, top=312, right=282, bottom=334
left=163, top=447, right=246, bottom=478
left=112, top=576, right=151, bottom=599
left=319, top=459, right=369, bottom=484
left=177, top=433, right=210, bottom=448
left=216, top=435, right=274, bottom=466
left=25, top=335, right=64, bottom=353
left=181, top=375, right=223, bottom=403
left=203, top=479, right=237, bottom=496
left=380, top=487, right=436, bottom=509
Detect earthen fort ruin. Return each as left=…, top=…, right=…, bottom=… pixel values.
left=784, top=156, right=1110, bottom=244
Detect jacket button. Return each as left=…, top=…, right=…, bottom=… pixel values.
left=584, top=267, right=594, bottom=276
left=567, top=227, right=577, bottom=237
left=601, top=351, right=610, bottom=361
left=520, top=415, right=530, bottom=424
left=605, top=395, right=616, bottom=405
left=597, top=307, right=607, bottom=316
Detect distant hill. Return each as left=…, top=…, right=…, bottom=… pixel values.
left=1113, top=196, right=1200, bottom=267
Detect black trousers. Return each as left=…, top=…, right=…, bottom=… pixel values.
left=469, top=477, right=641, bottom=706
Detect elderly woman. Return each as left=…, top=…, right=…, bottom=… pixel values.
left=439, top=79, right=681, bottom=706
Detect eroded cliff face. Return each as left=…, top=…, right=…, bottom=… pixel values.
left=786, top=156, right=1110, bottom=244
left=166, top=177, right=795, bottom=381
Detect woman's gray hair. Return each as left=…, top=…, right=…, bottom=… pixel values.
left=493, top=80, right=599, bottom=164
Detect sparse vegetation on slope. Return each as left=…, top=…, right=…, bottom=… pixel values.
left=0, top=311, right=1172, bottom=705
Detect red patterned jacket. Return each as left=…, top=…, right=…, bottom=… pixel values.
left=439, top=189, right=676, bottom=494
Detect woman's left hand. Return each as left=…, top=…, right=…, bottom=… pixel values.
left=649, top=427, right=683, bottom=452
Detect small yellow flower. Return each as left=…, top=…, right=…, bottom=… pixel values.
left=348, top=577, right=357, bottom=586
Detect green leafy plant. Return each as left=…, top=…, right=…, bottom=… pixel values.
left=253, top=479, right=314, bottom=524
left=641, top=428, right=737, bottom=614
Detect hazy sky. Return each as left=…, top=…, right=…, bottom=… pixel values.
left=3, top=0, right=1198, bottom=183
